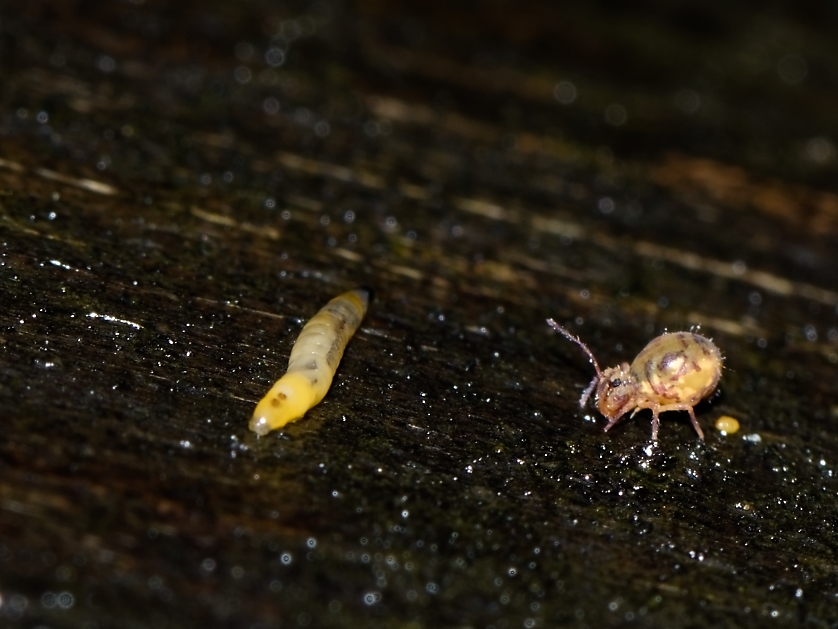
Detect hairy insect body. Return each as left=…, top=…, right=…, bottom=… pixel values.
left=633, top=333, right=721, bottom=411
left=548, top=320, right=723, bottom=440
left=250, top=289, right=369, bottom=436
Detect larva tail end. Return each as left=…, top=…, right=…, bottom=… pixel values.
left=351, top=286, right=373, bottom=312
left=249, top=372, right=319, bottom=435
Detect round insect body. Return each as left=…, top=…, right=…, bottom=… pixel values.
left=547, top=320, right=723, bottom=440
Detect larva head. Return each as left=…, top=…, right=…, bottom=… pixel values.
left=595, top=364, right=640, bottom=421
left=249, top=372, right=318, bottom=435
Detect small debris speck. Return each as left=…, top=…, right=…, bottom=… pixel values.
left=715, top=415, right=740, bottom=435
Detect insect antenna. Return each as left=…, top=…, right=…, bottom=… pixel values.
left=546, top=319, right=603, bottom=376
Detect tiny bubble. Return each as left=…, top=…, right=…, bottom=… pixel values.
left=778, top=54, right=807, bottom=84
left=674, top=88, right=701, bottom=113
left=263, top=97, right=280, bottom=115
left=96, top=55, right=116, bottom=73
left=553, top=80, right=577, bottom=104
left=597, top=197, right=615, bottom=214
left=605, top=103, right=627, bottom=126
left=363, top=591, right=381, bottom=605
left=234, top=66, right=252, bottom=83
left=265, top=48, right=285, bottom=67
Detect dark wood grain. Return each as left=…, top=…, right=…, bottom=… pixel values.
left=2, top=1, right=838, bottom=627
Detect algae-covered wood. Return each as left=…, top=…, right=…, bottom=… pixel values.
left=2, top=1, right=838, bottom=627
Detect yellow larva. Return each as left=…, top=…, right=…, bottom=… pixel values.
left=249, top=288, right=370, bottom=435
left=715, top=415, right=740, bottom=435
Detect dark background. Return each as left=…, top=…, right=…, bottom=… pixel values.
left=2, top=1, right=838, bottom=627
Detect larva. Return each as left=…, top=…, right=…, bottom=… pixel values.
left=249, top=288, right=370, bottom=435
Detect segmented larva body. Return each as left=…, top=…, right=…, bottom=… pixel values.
left=249, top=288, right=369, bottom=435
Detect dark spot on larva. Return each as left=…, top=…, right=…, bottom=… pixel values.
left=278, top=392, right=287, bottom=400
left=271, top=398, right=280, bottom=407
left=679, top=335, right=689, bottom=349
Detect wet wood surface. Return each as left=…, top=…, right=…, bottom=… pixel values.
left=2, top=1, right=838, bottom=627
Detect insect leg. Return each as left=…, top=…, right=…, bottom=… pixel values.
left=650, top=410, right=661, bottom=441
left=602, top=410, right=629, bottom=433
left=687, top=407, right=705, bottom=440
left=654, top=403, right=706, bottom=440
left=579, top=376, right=599, bottom=408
